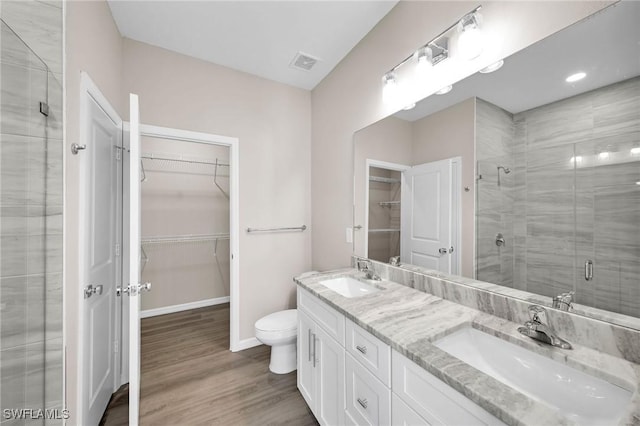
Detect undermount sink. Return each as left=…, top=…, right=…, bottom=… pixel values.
left=434, top=327, right=632, bottom=425
left=319, top=277, right=380, bottom=298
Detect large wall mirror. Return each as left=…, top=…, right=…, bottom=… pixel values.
left=353, top=2, right=640, bottom=328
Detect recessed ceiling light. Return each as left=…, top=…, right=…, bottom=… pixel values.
left=403, top=103, right=416, bottom=110
left=435, top=85, right=452, bottom=95
left=566, top=72, right=586, bottom=83
left=479, top=60, right=504, bottom=74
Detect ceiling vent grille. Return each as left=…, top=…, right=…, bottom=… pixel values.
left=290, top=52, right=319, bottom=71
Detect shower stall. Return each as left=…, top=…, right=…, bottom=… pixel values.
left=475, top=78, right=640, bottom=318
left=1, top=10, right=63, bottom=423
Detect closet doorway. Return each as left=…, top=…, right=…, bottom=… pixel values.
left=121, top=124, right=240, bottom=374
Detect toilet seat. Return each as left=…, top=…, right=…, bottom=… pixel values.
left=255, top=309, right=297, bottom=333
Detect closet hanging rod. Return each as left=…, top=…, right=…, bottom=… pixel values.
left=246, top=225, right=307, bottom=234
left=141, top=154, right=229, bottom=167
left=141, top=233, right=230, bottom=245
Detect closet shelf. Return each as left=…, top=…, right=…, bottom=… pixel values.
left=368, top=228, right=400, bottom=233
left=378, top=201, right=400, bottom=207
left=369, top=176, right=400, bottom=184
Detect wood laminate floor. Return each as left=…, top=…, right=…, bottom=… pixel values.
left=101, top=304, right=318, bottom=426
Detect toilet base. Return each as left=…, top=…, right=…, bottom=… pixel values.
left=269, top=342, right=297, bottom=374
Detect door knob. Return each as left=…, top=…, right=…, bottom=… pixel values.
left=84, top=284, right=103, bottom=299
left=438, top=247, right=448, bottom=255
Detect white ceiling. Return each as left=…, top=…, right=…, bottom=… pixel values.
left=395, top=1, right=640, bottom=121
left=108, top=0, right=398, bottom=90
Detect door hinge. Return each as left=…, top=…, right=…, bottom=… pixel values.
left=114, top=340, right=119, bottom=353
left=115, top=243, right=120, bottom=257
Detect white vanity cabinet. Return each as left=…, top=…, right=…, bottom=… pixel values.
left=297, top=287, right=505, bottom=426
left=298, top=289, right=346, bottom=426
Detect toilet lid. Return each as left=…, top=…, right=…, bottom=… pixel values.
left=255, top=309, right=297, bottom=332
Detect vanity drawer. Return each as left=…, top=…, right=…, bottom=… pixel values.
left=345, top=353, right=391, bottom=426
left=392, top=393, right=429, bottom=426
left=346, top=319, right=391, bottom=387
left=298, top=287, right=345, bottom=345
left=392, top=350, right=505, bottom=426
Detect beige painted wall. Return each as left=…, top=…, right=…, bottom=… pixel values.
left=311, top=1, right=612, bottom=271
left=412, top=98, right=476, bottom=277
left=65, top=1, right=124, bottom=423
left=121, top=39, right=312, bottom=341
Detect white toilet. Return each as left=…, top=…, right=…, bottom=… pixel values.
left=255, top=309, right=298, bottom=374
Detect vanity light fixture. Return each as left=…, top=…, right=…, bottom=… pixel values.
left=435, top=85, right=453, bottom=95
left=479, top=60, right=504, bottom=74
left=636, top=181, right=640, bottom=186
left=566, top=72, right=586, bottom=83
left=403, top=103, right=416, bottom=110
left=458, top=11, right=483, bottom=60
left=598, top=151, right=610, bottom=160
left=382, top=6, right=481, bottom=105
left=570, top=156, right=583, bottom=164
left=630, top=147, right=640, bottom=155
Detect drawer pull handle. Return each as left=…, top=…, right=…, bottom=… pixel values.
left=356, top=345, right=367, bottom=354
left=357, top=398, right=368, bottom=409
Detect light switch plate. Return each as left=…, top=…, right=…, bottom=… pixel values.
left=346, top=227, right=353, bottom=243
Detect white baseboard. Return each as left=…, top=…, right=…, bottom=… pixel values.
left=231, top=337, right=262, bottom=352
left=140, top=296, right=230, bottom=318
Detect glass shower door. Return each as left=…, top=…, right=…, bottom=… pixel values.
left=1, top=19, right=63, bottom=424
left=574, top=137, right=640, bottom=318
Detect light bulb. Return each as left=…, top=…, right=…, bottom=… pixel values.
left=382, top=73, right=400, bottom=105
left=570, top=156, right=583, bottom=164
left=598, top=151, right=610, bottom=160
left=458, top=13, right=483, bottom=60
left=631, top=147, right=640, bottom=155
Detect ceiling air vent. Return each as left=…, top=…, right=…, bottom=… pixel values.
left=290, top=52, right=320, bottom=72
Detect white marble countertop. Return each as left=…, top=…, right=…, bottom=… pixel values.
left=294, top=269, right=640, bottom=426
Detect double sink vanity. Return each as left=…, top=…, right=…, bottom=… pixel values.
left=295, top=261, right=639, bottom=426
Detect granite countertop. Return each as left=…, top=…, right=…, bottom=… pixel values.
left=294, top=269, right=640, bottom=426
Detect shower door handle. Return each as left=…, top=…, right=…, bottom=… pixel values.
left=585, top=260, right=593, bottom=281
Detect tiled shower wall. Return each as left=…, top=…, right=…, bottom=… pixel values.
left=1, top=1, right=63, bottom=424
left=476, top=77, right=640, bottom=318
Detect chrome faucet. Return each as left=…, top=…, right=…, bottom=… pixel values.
left=518, top=305, right=572, bottom=349
left=552, top=291, right=575, bottom=311
left=357, top=259, right=381, bottom=281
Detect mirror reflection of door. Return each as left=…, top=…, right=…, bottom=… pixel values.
left=401, top=158, right=460, bottom=274
left=365, top=158, right=460, bottom=274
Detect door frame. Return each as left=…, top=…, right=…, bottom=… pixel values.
left=77, top=71, right=123, bottom=424
left=364, top=159, right=410, bottom=258
left=120, top=123, right=241, bottom=364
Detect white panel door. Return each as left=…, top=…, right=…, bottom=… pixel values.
left=128, top=93, right=142, bottom=425
left=82, top=93, right=120, bottom=425
left=316, top=326, right=345, bottom=426
left=401, top=159, right=452, bottom=272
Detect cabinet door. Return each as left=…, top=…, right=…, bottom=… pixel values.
left=316, top=325, right=345, bottom=426
left=392, top=393, right=430, bottom=426
left=298, top=310, right=316, bottom=411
